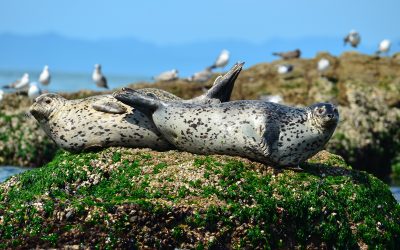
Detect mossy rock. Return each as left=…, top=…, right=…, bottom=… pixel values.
left=0, top=147, right=399, bottom=249
left=0, top=112, right=57, bottom=167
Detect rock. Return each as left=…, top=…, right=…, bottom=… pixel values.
left=0, top=147, right=399, bottom=248
left=0, top=111, right=57, bottom=167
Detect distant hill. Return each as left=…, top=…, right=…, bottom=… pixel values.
left=0, top=33, right=398, bottom=76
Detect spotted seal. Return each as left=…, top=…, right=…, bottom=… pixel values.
left=114, top=90, right=339, bottom=167
left=29, top=63, right=244, bottom=152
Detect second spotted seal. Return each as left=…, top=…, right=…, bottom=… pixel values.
left=29, top=63, right=244, bottom=152
left=114, top=90, right=339, bottom=167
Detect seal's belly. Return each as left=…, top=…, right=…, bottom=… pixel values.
left=153, top=105, right=266, bottom=159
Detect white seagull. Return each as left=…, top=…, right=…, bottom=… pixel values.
left=154, top=69, right=179, bottom=82
left=187, top=67, right=213, bottom=82
left=317, top=58, right=330, bottom=72
left=277, top=64, right=294, bottom=74
left=344, top=30, right=361, bottom=48
left=28, top=82, right=42, bottom=100
left=3, top=73, right=30, bottom=90
left=211, top=49, right=230, bottom=69
left=0, top=89, right=4, bottom=102
left=39, top=65, right=51, bottom=86
left=260, top=94, right=283, bottom=104
left=376, top=39, right=391, bottom=55
left=92, top=64, right=108, bottom=89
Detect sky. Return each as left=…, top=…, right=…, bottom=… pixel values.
left=0, top=0, right=399, bottom=46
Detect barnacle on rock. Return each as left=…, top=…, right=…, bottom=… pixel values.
left=0, top=148, right=398, bottom=248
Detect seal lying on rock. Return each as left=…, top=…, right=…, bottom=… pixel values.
left=114, top=90, right=339, bottom=167
left=29, top=63, right=244, bottom=152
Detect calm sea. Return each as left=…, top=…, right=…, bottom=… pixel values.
left=0, top=69, right=151, bottom=93
left=0, top=166, right=31, bottom=182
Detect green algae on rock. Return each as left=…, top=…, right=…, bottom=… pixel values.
left=0, top=147, right=399, bottom=248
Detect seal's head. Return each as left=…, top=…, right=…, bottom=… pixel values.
left=308, top=103, right=339, bottom=132
left=29, top=93, right=66, bottom=123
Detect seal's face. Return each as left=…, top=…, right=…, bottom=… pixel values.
left=308, top=103, right=339, bottom=131
left=29, top=93, right=65, bottom=123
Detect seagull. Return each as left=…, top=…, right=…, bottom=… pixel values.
left=317, top=58, right=330, bottom=72
left=92, top=64, right=108, bottom=89
left=272, top=49, right=301, bottom=60
left=0, top=89, right=4, bottom=102
left=260, top=94, right=283, bottom=103
left=210, top=49, right=230, bottom=69
left=277, top=64, right=294, bottom=74
left=3, top=73, right=30, bottom=90
left=28, top=82, right=42, bottom=100
left=376, top=39, right=391, bottom=55
left=187, top=67, right=213, bottom=82
left=344, top=30, right=361, bottom=48
left=154, top=69, right=179, bottom=82
left=39, top=65, right=51, bottom=86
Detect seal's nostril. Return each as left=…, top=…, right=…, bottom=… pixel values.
left=328, top=114, right=333, bottom=118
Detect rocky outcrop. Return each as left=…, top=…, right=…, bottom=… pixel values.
left=0, top=148, right=399, bottom=248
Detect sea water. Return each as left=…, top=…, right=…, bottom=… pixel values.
left=390, top=187, right=400, bottom=203
left=0, top=166, right=31, bottom=183
left=0, top=69, right=151, bottom=93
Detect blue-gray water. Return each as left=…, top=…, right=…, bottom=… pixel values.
left=391, top=187, right=400, bottom=203
left=0, top=69, right=151, bottom=92
left=0, top=166, right=31, bottom=183
left=0, top=166, right=399, bottom=203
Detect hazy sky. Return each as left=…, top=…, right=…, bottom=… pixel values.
left=1, top=0, right=399, bottom=45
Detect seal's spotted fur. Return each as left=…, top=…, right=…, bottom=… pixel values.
left=29, top=63, right=244, bottom=152
left=115, top=90, right=339, bottom=167
left=30, top=92, right=174, bottom=152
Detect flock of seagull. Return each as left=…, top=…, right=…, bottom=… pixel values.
left=0, top=64, right=108, bottom=102
left=0, top=49, right=230, bottom=103
left=274, top=30, right=393, bottom=76
left=0, top=30, right=395, bottom=104
left=343, top=29, right=392, bottom=55
left=154, top=49, right=230, bottom=82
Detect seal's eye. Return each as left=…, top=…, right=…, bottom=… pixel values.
left=45, top=99, right=52, bottom=104
left=318, top=108, right=324, bottom=114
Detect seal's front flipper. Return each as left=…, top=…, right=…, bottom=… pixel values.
left=203, top=62, right=244, bottom=102
left=92, top=101, right=127, bottom=114
left=113, top=88, right=164, bottom=114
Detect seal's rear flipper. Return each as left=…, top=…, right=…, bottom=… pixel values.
left=193, top=62, right=244, bottom=103
left=113, top=88, right=164, bottom=114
